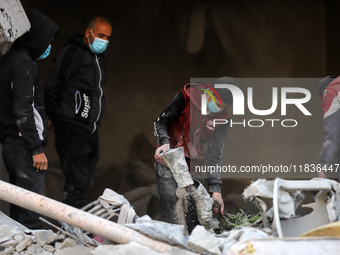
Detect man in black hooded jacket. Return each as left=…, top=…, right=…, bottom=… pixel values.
left=44, top=17, right=112, bottom=208
left=0, top=10, right=58, bottom=229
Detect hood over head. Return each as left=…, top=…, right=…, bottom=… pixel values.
left=12, top=10, right=58, bottom=60
left=65, top=34, right=90, bottom=50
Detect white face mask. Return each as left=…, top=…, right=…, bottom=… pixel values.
left=88, top=30, right=109, bottom=54
left=207, top=101, right=223, bottom=113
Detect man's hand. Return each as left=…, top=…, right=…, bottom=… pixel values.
left=32, top=153, right=48, bottom=171
left=212, top=192, right=224, bottom=215
left=154, top=144, right=170, bottom=162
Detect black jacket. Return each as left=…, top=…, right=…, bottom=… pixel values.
left=44, top=34, right=106, bottom=134
left=0, top=10, right=58, bottom=155
left=154, top=88, right=229, bottom=193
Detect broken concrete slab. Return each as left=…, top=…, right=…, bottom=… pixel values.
left=92, top=242, right=164, bottom=255
left=15, top=235, right=32, bottom=252
left=55, top=245, right=92, bottom=255
left=33, top=229, right=58, bottom=246
left=42, top=244, right=55, bottom=253
left=0, top=225, right=25, bottom=241
left=187, top=225, right=222, bottom=255
left=26, top=244, right=50, bottom=255
left=45, top=234, right=65, bottom=246
left=0, top=246, right=15, bottom=254
left=55, top=238, right=78, bottom=251
left=0, top=211, right=28, bottom=230
left=125, top=219, right=188, bottom=247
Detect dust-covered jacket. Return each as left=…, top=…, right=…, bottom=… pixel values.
left=154, top=84, right=230, bottom=193
left=0, top=10, right=58, bottom=155
left=44, top=34, right=106, bottom=134
left=320, top=76, right=340, bottom=166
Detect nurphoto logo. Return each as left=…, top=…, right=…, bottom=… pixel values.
left=200, top=81, right=312, bottom=128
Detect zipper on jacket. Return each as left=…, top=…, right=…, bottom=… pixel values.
left=92, top=55, right=103, bottom=133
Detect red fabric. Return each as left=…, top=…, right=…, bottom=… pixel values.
left=322, top=76, right=340, bottom=115
left=168, top=84, right=230, bottom=171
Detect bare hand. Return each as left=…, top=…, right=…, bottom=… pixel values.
left=212, top=192, right=224, bottom=215
left=32, top=153, right=48, bottom=171
left=154, top=144, right=170, bottom=162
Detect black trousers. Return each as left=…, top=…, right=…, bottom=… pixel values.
left=2, top=137, right=45, bottom=229
left=54, top=122, right=99, bottom=209
left=154, top=161, right=200, bottom=233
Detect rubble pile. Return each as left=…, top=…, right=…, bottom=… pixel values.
left=0, top=225, right=90, bottom=255
left=0, top=218, right=272, bottom=255
left=1, top=178, right=340, bottom=255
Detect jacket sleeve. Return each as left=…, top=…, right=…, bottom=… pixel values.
left=153, top=91, right=185, bottom=146
left=12, top=57, right=44, bottom=155
left=319, top=91, right=340, bottom=167
left=44, top=45, right=81, bottom=121
left=205, top=119, right=229, bottom=193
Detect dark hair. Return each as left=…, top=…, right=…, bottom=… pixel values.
left=88, top=17, right=111, bottom=29
left=213, top=76, right=238, bottom=104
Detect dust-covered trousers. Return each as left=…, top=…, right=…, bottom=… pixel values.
left=54, top=121, right=99, bottom=209
left=2, top=136, right=45, bottom=229
left=154, top=161, right=201, bottom=232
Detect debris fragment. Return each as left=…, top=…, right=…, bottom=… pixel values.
left=188, top=225, right=222, bottom=255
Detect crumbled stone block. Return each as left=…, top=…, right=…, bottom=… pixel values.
left=56, top=245, right=92, bottom=255
left=27, top=243, right=53, bottom=254
left=33, top=230, right=58, bottom=246
left=16, top=236, right=33, bottom=252
left=43, top=244, right=55, bottom=253
left=188, top=225, right=222, bottom=255
left=46, top=234, right=65, bottom=245
left=55, top=238, right=78, bottom=250
left=13, top=234, right=24, bottom=242
left=92, top=242, right=163, bottom=255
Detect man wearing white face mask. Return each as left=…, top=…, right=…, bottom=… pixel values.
left=44, top=17, right=112, bottom=208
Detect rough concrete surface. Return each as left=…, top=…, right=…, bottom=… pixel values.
left=188, top=225, right=223, bottom=255
left=92, top=242, right=164, bottom=255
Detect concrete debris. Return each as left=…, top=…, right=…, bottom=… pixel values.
left=218, top=227, right=271, bottom=253
left=0, top=211, right=28, bottom=230
left=243, top=178, right=340, bottom=237
left=0, top=178, right=340, bottom=254
left=0, top=225, right=89, bottom=255
left=188, top=225, right=223, bottom=255
left=54, top=245, right=92, bottom=255
left=92, top=241, right=164, bottom=255
left=43, top=244, right=55, bottom=253
left=33, top=229, right=58, bottom=246
left=55, top=238, right=78, bottom=250
left=125, top=218, right=188, bottom=247
left=15, top=235, right=32, bottom=252
left=26, top=243, right=51, bottom=254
